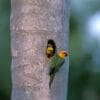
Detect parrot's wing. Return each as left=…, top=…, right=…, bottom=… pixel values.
left=49, top=55, right=59, bottom=75
left=54, top=60, right=65, bottom=72
left=49, top=55, right=65, bottom=88
left=49, top=55, right=65, bottom=75
left=49, top=60, right=65, bottom=88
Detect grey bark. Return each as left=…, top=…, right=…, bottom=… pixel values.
left=10, top=0, right=69, bottom=100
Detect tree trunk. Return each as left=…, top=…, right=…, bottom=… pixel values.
left=10, top=0, right=69, bottom=100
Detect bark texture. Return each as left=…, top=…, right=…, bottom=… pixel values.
left=10, top=0, right=69, bottom=100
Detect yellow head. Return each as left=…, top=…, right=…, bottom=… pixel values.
left=59, top=50, right=68, bottom=59
left=47, top=46, right=54, bottom=53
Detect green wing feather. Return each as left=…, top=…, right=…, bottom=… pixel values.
left=49, top=54, right=65, bottom=88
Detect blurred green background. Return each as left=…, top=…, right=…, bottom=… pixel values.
left=0, top=0, right=100, bottom=100
left=0, top=0, right=11, bottom=100
left=68, top=0, right=100, bottom=100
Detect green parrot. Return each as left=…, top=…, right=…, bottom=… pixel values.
left=49, top=50, right=68, bottom=88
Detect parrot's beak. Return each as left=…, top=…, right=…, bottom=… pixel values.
left=64, top=51, right=68, bottom=56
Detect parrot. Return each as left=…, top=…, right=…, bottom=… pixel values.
left=49, top=50, right=68, bottom=88
left=46, top=39, right=56, bottom=58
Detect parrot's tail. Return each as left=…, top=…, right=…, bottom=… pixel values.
left=49, top=75, right=55, bottom=88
